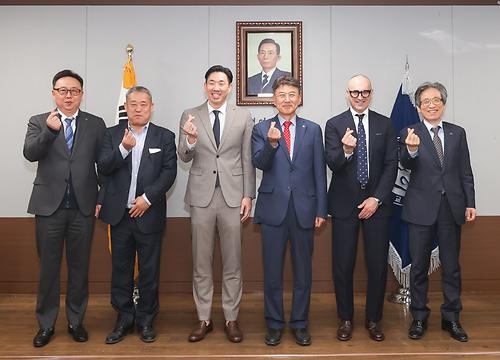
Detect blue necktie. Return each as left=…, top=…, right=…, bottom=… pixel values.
left=356, top=113, right=368, bottom=187
left=65, top=118, right=74, bottom=152
left=261, top=74, right=269, bottom=91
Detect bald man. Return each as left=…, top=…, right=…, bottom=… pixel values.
left=324, top=75, right=397, bottom=342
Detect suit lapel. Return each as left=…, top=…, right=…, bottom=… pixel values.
left=71, top=112, right=87, bottom=157
left=418, top=122, right=442, bottom=169
left=199, top=102, right=217, bottom=150
left=273, top=116, right=292, bottom=164
left=442, top=122, right=454, bottom=169
left=367, top=110, right=377, bottom=166
left=219, top=105, right=234, bottom=149
left=137, top=123, right=156, bottom=179
left=292, top=117, right=307, bottom=164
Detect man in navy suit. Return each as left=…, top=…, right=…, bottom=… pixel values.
left=247, top=38, right=291, bottom=96
left=325, top=75, right=397, bottom=342
left=98, top=86, right=177, bottom=344
left=402, top=82, right=475, bottom=342
left=252, top=76, right=327, bottom=346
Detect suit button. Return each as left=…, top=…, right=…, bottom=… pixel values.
left=289, top=166, right=294, bottom=172
left=287, top=186, right=291, bottom=191
left=213, top=170, right=216, bottom=174
left=216, top=155, right=219, bottom=158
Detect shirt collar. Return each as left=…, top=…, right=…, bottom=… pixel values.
left=127, top=121, right=149, bottom=134
left=57, top=109, right=79, bottom=120
left=277, top=114, right=296, bottom=127
left=349, top=107, right=368, bottom=121
left=263, top=68, right=276, bottom=79
left=207, top=101, right=227, bottom=116
left=423, top=119, right=443, bottom=132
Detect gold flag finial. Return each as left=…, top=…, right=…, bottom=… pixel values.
left=126, top=44, right=134, bottom=62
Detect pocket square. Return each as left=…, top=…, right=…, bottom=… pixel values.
left=375, top=132, right=383, bottom=136
left=149, top=148, right=161, bottom=154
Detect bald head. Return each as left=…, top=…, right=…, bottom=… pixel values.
left=346, top=74, right=373, bottom=113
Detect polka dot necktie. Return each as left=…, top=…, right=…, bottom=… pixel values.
left=431, top=126, right=444, bottom=167
left=283, top=120, right=292, bottom=154
left=356, top=114, right=368, bottom=187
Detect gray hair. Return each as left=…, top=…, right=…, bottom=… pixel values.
left=126, top=86, right=152, bottom=102
left=415, top=82, right=447, bottom=107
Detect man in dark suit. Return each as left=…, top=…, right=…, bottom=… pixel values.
left=23, top=69, right=106, bottom=347
left=247, top=38, right=291, bottom=96
left=252, top=76, right=327, bottom=346
left=325, top=75, right=397, bottom=342
left=98, top=86, right=177, bottom=344
left=401, top=82, right=476, bottom=342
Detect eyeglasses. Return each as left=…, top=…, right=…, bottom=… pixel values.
left=276, top=92, right=299, bottom=101
left=53, top=88, right=82, bottom=96
left=420, top=97, right=443, bottom=107
left=348, top=89, right=371, bottom=98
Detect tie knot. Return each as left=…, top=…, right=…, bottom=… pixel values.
left=431, top=126, right=440, bottom=135
left=283, top=120, right=292, bottom=129
left=213, top=110, right=220, bottom=117
left=355, top=113, right=365, bottom=122
left=65, top=117, right=73, bottom=125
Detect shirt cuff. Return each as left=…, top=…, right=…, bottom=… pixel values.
left=408, top=147, right=418, bottom=158
left=141, top=193, right=151, bottom=206
left=119, top=143, right=130, bottom=159
left=186, top=137, right=196, bottom=150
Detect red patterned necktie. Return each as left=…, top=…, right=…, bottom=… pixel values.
left=283, top=120, right=292, bottom=153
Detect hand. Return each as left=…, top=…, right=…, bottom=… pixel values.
left=315, top=217, right=326, bottom=229
left=46, top=110, right=62, bottom=131
left=405, top=128, right=420, bottom=152
left=465, top=207, right=476, bottom=222
left=357, top=197, right=379, bottom=219
left=240, top=197, right=252, bottom=222
left=121, top=128, right=136, bottom=151
left=267, top=121, right=281, bottom=147
left=95, top=204, right=101, bottom=218
left=342, top=127, right=357, bottom=154
left=129, top=196, right=150, bottom=218
left=182, top=114, right=198, bottom=144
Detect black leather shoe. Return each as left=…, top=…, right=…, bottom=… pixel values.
left=68, top=324, right=88, bottom=342
left=105, top=325, right=134, bottom=344
left=442, top=320, right=468, bottom=342
left=365, top=321, right=384, bottom=341
left=138, top=325, right=156, bottom=343
left=292, top=328, right=311, bottom=346
left=265, top=328, right=283, bottom=346
left=408, top=320, right=427, bottom=340
left=337, top=320, right=353, bottom=341
left=33, top=328, right=54, bottom=347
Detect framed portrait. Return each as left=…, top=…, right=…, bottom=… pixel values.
left=236, top=21, right=303, bottom=106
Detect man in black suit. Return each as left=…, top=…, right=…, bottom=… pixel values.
left=247, top=38, right=291, bottom=96
left=325, top=75, right=397, bottom=342
left=98, top=86, right=177, bottom=344
left=23, top=69, right=106, bottom=347
left=402, top=82, right=476, bottom=342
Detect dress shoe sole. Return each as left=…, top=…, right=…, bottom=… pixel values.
left=140, top=336, right=156, bottom=343
left=265, top=338, right=281, bottom=346
left=369, top=335, right=385, bottom=342
left=408, top=333, right=424, bottom=340
left=337, top=334, right=352, bottom=341
left=295, top=339, right=311, bottom=346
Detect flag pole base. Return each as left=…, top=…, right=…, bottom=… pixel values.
left=388, top=286, right=411, bottom=304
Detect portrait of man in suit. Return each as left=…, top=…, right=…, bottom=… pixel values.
left=247, top=38, right=291, bottom=96
left=178, top=65, right=255, bottom=343
left=98, top=86, right=177, bottom=344
left=402, top=82, right=476, bottom=342
left=324, top=74, right=398, bottom=342
left=23, top=69, right=106, bottom=347
left=252, top=76, right=327, bottom=347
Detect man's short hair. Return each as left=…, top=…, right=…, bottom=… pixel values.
left=415, top=82, right=448, bottom=107
left=273, top=75, right=301, bottom=94
left=258, top=38, right=281, bottom=55
left=52, top=70, right=84, bottom=88
left=205, top=65, right=233, bottom=84
left=126, top=86, right=153, bottom=102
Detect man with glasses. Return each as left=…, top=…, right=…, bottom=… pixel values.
left=252, top=76, right=327, bottom=346
left=324, top=74, right=397, bottom=342
left=401, top=82, right=475, bottom=342
left=23, top=69, right=106, bottom=347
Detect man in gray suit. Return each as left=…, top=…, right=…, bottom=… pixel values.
left=179, top=65, right=255, bottom=343
left=23, top=70, right=106, bottom=347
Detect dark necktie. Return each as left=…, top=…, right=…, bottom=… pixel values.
left=65, top=117, right=74, bottom=152
left=283, top=120, right=292, bottom=153
left=213, top=110, right=220, bottom=147
left=262, top=74, right=269, bottom=91
left=431, top=126, right=444, bottom=167
left=356, top=113, right=368, bottom=187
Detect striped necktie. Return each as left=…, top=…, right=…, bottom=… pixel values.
left=431, top=126, right=444, bottom=167
left=65, top=117, right=74, bottom=152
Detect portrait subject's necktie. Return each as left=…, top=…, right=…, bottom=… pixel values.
left=431, top=126, right=444, bottom=167
left=283, top=120, right=292, bottom=154
left=262, top=74, right=269, bottom=91
left=356, top=114, right=368, bottom=187
left=213, top=110, right=220, bottom=148
left=64, top=117, right=74, bottom=152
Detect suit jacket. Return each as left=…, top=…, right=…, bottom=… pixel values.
left=178, top=102, right=255, bottom=208
left=98, top=122, right=177, bottom=234
left=325, top=109, right=398, bottom=219
left=252, top=116, right=327, bottom=229
left=23, top=111, right=106, bottom=217
left=247, top=68, right=291, bottom=96
left=400, top=121, right=475, bottom=226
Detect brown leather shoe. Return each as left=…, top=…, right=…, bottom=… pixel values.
left=224, top=320, right=243, bottom=343
left=337, top=320, right=352, bottom=341
left=366, top=320, right=385, bottom=341
left=188, top=320, right=213, bottom=342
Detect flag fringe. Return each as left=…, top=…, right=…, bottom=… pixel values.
left=388, top=243, right=441, bottom=288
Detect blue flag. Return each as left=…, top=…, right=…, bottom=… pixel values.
left=388, top=81, right=440, bottom=287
